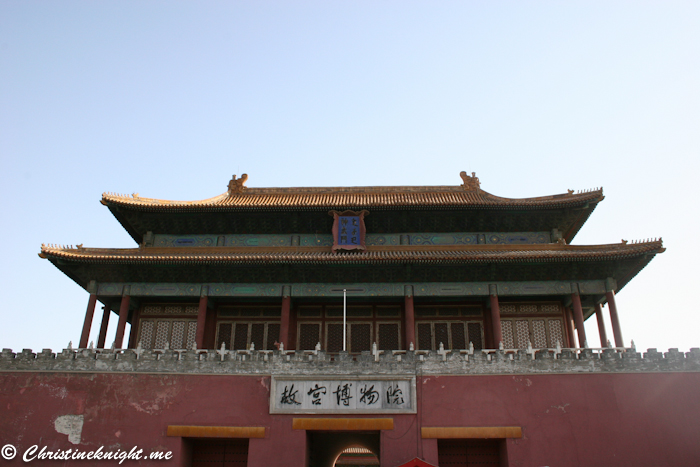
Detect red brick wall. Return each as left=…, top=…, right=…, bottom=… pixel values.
left=1, top=372, right=699, bottom=466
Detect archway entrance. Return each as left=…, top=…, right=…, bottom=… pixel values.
left=307, top=431, right=380, bottom=467
left=335, top=445, right=380, bottom=466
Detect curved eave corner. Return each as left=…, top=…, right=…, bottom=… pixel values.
left=105, top=203, right=145, bottom=244
left=614, top=241, right=665, bottom=293
left=563, top=195, right=604, bottom=244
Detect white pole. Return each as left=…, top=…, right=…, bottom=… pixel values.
left=343, top=288, right=347, bottom=352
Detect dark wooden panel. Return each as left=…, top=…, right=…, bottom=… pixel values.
left=438, top=439, right=501, bottom=467
left=191, top=439, right=249, bottom=467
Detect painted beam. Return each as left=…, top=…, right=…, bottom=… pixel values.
left=292, top=418, right=394, bottom=431
left=166, top=426, right=265, bottom=438
left=97, top=280, right=607, bottom=298
left=421, top=427, right=522, bottom=439
left=153, top=232, right=552, bottom=248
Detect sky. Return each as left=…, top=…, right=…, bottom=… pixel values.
left=1, top=2, right=698, bottom=354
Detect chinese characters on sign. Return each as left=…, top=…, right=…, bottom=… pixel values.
left=272, top=378, right=414, bottom=413
left=307, top=384, right=327, bottom=405
left=330, top=210, right=369, bottom=252
left=338, top=216, right=360, bottom=246
left=280, top=384, right=301, bottom=405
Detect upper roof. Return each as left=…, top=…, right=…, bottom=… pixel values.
left=100, top=172, right=604, bottom=243
left=102, top=172, right=603, bottom=211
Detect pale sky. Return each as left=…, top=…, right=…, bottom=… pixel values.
left=1, top=2, right=698, bottom=353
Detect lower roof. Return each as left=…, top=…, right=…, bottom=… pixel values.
left=40, top=240, right=664, bottom=299
left=41, top=241, right=662, bottom=265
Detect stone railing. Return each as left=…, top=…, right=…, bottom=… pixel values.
left=1, top=345, right=699, bottom=376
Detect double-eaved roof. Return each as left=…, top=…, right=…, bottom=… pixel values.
left=40, top=173, right=663, bottom=299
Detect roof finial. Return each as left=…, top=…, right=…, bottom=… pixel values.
left=459, top=171, right=480, bottom=192
left=228, top=174, right=248, bottom=194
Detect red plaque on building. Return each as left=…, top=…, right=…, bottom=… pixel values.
left=329, top=210, right=369, bottom=252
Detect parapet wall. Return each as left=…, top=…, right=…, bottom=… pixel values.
left=2, top=346, right=699, bottom=376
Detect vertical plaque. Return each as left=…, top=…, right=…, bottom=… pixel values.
left=329, top=210, right=369, bottom=252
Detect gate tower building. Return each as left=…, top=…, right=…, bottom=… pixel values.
left=2, top=172, right=698, bottom=467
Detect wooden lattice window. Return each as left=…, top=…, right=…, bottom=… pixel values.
left=377, top=322, right=401, bottom=350
left=499, top=302, right=562, bottom=315
left=415, top=305, right=483, bottom=317
left=376, top=306, right=401, bottom=317
left=451, top=322, right=466, bottom=349
left=138, top=319, right=197, bottom=349
left=216, top=322, right=280, bottom=350
left=350, top=323, right=371, bottom=352
left=266, top=323, right=280, bottom=350
left=324, top=322, right=373, bottom=353
left=140, top=304, right=199, bottom=316
left=417, top=323, right=433, bottom=350
left=298, top=323, right=321, bottom=350
left=217, top=323, right=232, bottom=349
left=326, top=306, right=373, bottom=318
left=467, top=322, right=483, bottom=350
left=500, top=318, right=566, bottom=349
left=415, top=321, right=483, bottom=350
left=218, top=306, right=281, bottom=318
left=297, top=306, right=322, bottom=317
left=326, top=323, right=343, bottom=352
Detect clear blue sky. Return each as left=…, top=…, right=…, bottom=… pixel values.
left=1, top=2, right=698, bottom=353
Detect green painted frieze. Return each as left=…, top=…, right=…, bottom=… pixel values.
left=96, top=280, right=605, bottom=298
left=153, top=231, right=551, bottom=248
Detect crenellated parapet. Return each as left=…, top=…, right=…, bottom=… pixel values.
left=2, top=346, right=698, bottom=376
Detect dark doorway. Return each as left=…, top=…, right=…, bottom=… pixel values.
left=438, top=439, right=502, bottom=467
left=191, top=438, right=249, bottom=467
left=307, top=431, right=380, bottom=467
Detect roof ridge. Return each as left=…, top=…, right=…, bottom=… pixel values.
left=99, top=173, right=604, bottom=208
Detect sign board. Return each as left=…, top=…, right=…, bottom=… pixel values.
left=329, top=210, right=369, bottom=252
left=270, top=376, right=416, bottom=414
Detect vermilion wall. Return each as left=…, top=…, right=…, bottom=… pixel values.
left=1, top=372, right=699, bottom=467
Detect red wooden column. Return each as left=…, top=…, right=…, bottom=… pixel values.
left=570, top=283, right=587, bottom=348
left=96, top=305, right=111, bottom=349
left=79, top=280, right=98, bottom=348
left=114, top=285, right=130, bottom=349
left=489, top=285, right=503, bottom=347
left=563, top=307, right=577, bottom=348
left=605, top=277, right=624, bottom=347
left=483, top=307, right=494, bottom=349
left=606, top=291, right=624, bottom=347
left=195, top=286, right=209, bottom=349
left=127, top=307, right=141, bottom=349
left=279, top=286, right=292, bottom=348
left=404, top=286, right=415, bottom=349
left=594, top=303, right=608, bottom=347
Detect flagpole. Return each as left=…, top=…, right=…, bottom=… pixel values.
left=343, top=288, right=347, bottom=352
